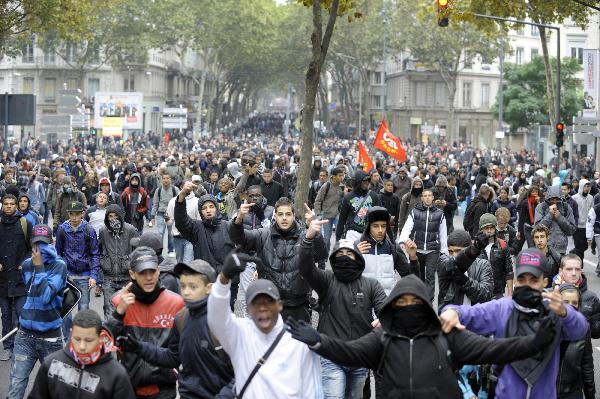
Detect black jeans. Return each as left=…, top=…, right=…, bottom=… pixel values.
left=416, top=251, right=440, bottom=303
left=281, top=302, right=311, bottom=323
left=572, top=227, right=588, bottom=261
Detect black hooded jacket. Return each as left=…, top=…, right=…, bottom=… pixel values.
left=336, top=170, right=381, bottom=240
left=312, top=275, right=546, bottom=398
left=98, top=204, right=139, bottom=280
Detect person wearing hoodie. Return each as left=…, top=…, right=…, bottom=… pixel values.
left=490, top=186, right=517, bottom=226
left=117, top=260, right=235, bottom=399
left=299, top=222, right=387, bottom=398
left=474, top=165, right=489, bottom=191
left=463, top=184, right=494, bottom=238
left=310, top=157, right=323, bottom=182
left=477, top=213, right=514, bottom=298
left=336, top=170, right=381, bottom=242
left=571, top=179, right=593, bottom=260
left=97, top=204, right=139, bottom=319
left=398, top=175, right=423, bottom=229
left=356, top=207, right=419, bottom=296
left=392, top=166, right=412, bottom=200
left=29, top=309, right=136, bottom=399
left=378, top=180, right=400, bottom=239
left=120, top=173, right=148, bottom=233
left=17, top=193, right=39, bottom=227
left=94, top=176, right=120, bottom=206
left=398, top=189, right=447, bottom=300
left=534, top=185, right=577, bottom=255
left=433, top=175, right=458, bottom=233
left=287, top=273, right=557, bottom=399
left=53, top=175, right=87, bottom=231
left=440, top=248, right=589, bottom=399
left=175, top=181, right=237, bottom=305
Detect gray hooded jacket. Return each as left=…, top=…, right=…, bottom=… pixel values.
left=534, top=185, right=577, bottom=253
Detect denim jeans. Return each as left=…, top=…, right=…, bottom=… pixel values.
left=102, top=279, right=130, bottom=320
left=173, top=236, right=194, bottom=263
left=7, top=329, right=62, bottom=399
left=156, top=214, right=174, bottom=252
left=321, top=217, right=337, bottom=254
left=416, top=251, right=440, bottom=303
left=62, top=276, right=90, bottom=338
left=146, top=197, right=153, bottom=221
left=321, top=357, right=368, bottom=399
left=0, top=296, right=26, bottom=351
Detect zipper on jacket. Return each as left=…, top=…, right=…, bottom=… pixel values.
left=409, top=339, right=414, bottom=392
left=76, top=364, right=85, bottom=399
left=424, top=208, right=430, bottom=251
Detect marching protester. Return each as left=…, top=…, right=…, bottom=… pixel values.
left=313, top=166, right=345, bottom=252
left=337, top=170, right=381, bottom=242
left=534, top=186, right=577, bottom=256
left=476, top=213, right=514, bottom=298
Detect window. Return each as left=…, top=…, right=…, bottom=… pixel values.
left=23, top=77, right=34, bottom=94
left=462, top=82, right=472, bottom=108
left=435, top=82, right=447, bottom=106
left=124, top=76, right=135, bottom=91
left=374, top=72, right=382, bottom=84
left=516, top=47, right=524, bottom=65
left=44, top=50, right=55, bottom=64
left=44, top=78, right=56, bottom=102
left=22, top=39, right=34, bottom=63
left=90, top=46, right=100, bottom=64
left=415, top=81, right=427, bottom=106
left=531, top=48, right=539, bottom=59
left=0, top=77, right=4, bottom=93
left=88, top=78, right=99, bottom=99
left=571, top=47, right=584, bottom=64
left=372, top=95, right=382, bottom=108
left=66, top=78, right=78, bottom=90
left=516, top=27, right=525, bottom=35
left=463, top=52, right=473, bottom=69
left=66, top=43, right=77, bottom=63
left=480, top=83, right=490, bottom=109
left=531, top=26, right=539, bottom=37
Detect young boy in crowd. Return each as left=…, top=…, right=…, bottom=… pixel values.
left=495, top=207, right=519, bottom=255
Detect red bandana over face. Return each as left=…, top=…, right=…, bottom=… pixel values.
left=69, top=330, right=115, bottom=366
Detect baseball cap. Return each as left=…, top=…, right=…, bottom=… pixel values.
left=515, top=248, right=549, bottom=278
left=245, top=279, right=280, bottom=304
left=174, top=260, right=216, bottom=282
left=31, top=224, right=53, bottom=245
left=99, top=178, right=110, bottom=185
left=129, top=246, right=159, bottom=273
left=67, top=201, right=84, bottom=212
left=130, top=232, right=163, bottom=251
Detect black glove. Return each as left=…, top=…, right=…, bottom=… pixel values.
left=222, top=252, right=258, bottom=280
left=472, top=232, right=489, bottom=252
left=452, top=268, right=469, bottom=285
left=287, top=317, right=321, bottom=346
left=532, top=316, right=557, bottom=350
left=116, top=334, right=140, bottom=352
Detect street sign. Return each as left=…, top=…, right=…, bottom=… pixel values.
left=0, top=94, right=36, bottom=125
left=41, top=115, right=71, bottom=126
left=573, top=116, right=598, bottom=124
left=571, top=124, right=597, bottom=133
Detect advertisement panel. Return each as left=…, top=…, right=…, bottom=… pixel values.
left=583, top=49, right=598, bottom=119
left=94, top=92, right=143, bottom=130
left=102, top=117, right=124, bottom=137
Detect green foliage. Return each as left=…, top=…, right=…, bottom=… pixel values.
left=492, top=56, right=582, bottom=131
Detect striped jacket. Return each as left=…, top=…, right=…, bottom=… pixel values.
left=19, top=256, right=67, bottom=333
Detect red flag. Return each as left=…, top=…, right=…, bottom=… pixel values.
left=373, top=119, right=407, bottom=162
left=358, top=141, right=374, bottom=173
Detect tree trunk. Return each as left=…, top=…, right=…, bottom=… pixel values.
left=538, top=26, right=556, bottom=126
left=295, top=0, right=339, bottom=215
left=447, top=81, right=457, bottom=145
left=196, top=70, right=206, bottom=137
left=318, top=80, right=328, bottom=126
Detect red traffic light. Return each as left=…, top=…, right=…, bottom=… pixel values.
left=556, top=122, right=564, bottom=131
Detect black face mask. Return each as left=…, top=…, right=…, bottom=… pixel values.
left=412, top=186, right=423, bottom=196
left=130, top=184, right=139, bottom=191
left=512, top=285, right=543, bottom=310
left=332, top=255, right=364, bottom=282
left=391, top=304, right=432, bottom=337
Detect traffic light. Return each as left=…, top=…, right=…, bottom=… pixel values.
left=90, top=127, right=96, bottom=136
left=555, top=122, right=565, bottom=147
left=437, top=0, right=449, bottom=27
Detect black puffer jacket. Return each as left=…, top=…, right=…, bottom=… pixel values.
left=298, top=238, right=387, bottom=340
left=229, top=220, right=327, bottom=306
left=579, top=275, right=600, bottom=339
left=313, top=275, right=545, bottom=399
left=0, top=213, right=31, bottom=296
left=478, top=238, right=514, bottom=297
left=409, top=203, right=444, bottom=251
left=463, top=194, right=491, bottom=238
left=438, top=247, right=493, bottom=309
left=556, top=329, right=595, bottom=399
left=98, top=204, right=139, bottom=280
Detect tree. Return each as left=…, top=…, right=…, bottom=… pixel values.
left=493, top=56, right=582, bottom=132
left=394, top=0, right=503, bottom=143
left=295, top=0, right=360, bottom=215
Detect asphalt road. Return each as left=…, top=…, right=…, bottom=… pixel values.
left=2, top=216, right=600, bottom=398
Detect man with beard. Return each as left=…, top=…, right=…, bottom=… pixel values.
left=299, top=221, right=386, bottom=398
left=97, top=204, right=139, bottom=319
left=108, top=247, right=184, bottom=399
left=337, top=170, right=381, bottom=242
left=121, top=173, right=148, bottom=233
left=230, top=197, right=327, bottom=322
left=287, top=273, right=557, bottom=399
left=175, top=181, right=236, bottom=306
left=440, top=248, right=589, bottom=399
left=571, top=179, right=593, bottom=260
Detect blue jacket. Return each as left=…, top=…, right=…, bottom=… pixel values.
left=19, top=256, right=67, bottom=333
left=56, top=220, right=101, bottom=282
left=446, top=297, right=588, bottom=399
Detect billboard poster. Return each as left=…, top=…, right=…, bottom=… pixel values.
left=94, top=92, right=143, bottom=130
left=102, top=117, right=123, bottom=137
left=583, top=49, right=598, bottom=119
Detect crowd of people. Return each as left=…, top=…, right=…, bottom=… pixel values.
left=0, top=123, right=598, bottom=399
